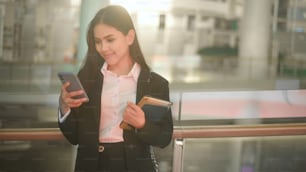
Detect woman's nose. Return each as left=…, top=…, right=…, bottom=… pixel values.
left=100, top=42, right=109, bottom=52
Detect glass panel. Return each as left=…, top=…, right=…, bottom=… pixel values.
left=180, top=90, right=306, bottom=122
left=0, top=140, right=75, bottom=172
left=183, top=135, right=306, bottom=172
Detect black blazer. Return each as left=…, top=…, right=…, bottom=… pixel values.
left=58, top=68, right=173, bottom=172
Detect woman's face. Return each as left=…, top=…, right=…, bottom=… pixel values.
left=94, top=23, right=135, bottom=70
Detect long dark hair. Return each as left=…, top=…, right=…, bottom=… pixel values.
left=78, top=5, right=150, bottom=92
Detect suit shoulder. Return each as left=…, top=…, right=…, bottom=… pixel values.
left=150, top=72, right=169, bottom=84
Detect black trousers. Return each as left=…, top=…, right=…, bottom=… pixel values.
left=97, top=142, right=127, bottom=172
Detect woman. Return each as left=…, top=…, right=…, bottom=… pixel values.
left=58, top=5, right=173, bottom=172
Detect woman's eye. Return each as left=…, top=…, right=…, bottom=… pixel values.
left=107, top=38, right=115, bottom=42
left=95, top=40, right=101, bottom=44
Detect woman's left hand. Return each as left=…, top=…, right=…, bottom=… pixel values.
left=123, top=102, right=146, bottom=129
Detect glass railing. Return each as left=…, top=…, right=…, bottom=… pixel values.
left=173, top=135, right=306, bottom=172
left=0, top=89, right=306, bottom=172
left=1, top=125, right=306, bottom=172
left=170, top=89, right=306, bottom=172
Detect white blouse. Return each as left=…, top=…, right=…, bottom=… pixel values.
left=99, top=63, right=140, bottom=143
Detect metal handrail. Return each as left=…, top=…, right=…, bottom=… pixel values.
left=173, top=123, right=306, bottom=138
left=1, top=123, right=306, bottom=141
left=1, top=124, right=306, bottom=172
left=0, top=128, right=64, bottom=141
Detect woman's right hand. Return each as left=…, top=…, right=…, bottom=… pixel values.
left=60, top=82, right=89, bottom=113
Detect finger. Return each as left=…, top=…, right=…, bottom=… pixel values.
left=61, top=82, right=70, bottom=93
left=123, top=114, right=136, bottom=126
left=61, top=82, right=70, bottom=100
left=124, top=112, right=145, bottom=129
left=123, top=109, right=135, bottom=122
left=70, top=101, right=83, bottom=107
left=62, top=82, right=84, bottom=97
left=127, top=102, right=139, bottom=113
left=63, top=91, right=85, bottom=106
left=69, top=90, right=85, bottom=98
left=66, top=98, right=84, bottom=108
left=124, top=107, right=141, bottom=121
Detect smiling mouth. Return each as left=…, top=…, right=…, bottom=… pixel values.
left=103, top=54, right=113, bottom=59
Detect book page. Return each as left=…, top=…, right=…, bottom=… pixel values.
left=137, top=96, right=172, bottom=108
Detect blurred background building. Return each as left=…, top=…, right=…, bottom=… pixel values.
left=0, top=0, right=306, bottom=172
left=0, top=0, right=305, bottom=90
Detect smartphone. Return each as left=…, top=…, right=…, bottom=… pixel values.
left=58, top=72, right=89, bottom=100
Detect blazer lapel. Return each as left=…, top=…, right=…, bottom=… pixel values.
left=91, top=71, right=104, bottom=127
left=136, top=69, right=151, bottom=103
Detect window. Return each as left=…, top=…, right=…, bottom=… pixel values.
left=187, top=15, right=195, bottom=31
left=159, top=14, right=166, bottom=30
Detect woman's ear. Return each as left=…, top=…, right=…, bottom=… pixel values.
left=126, top=29, right=135, bottom=46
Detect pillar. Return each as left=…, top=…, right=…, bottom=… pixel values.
left=76, top=0, right=110, bottom=61
left=238, top=0, right=273, bottom=79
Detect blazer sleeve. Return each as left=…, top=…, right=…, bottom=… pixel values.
left=58, top=107, right=79, bottom=145
left=135, top=75, right=173, bottom=148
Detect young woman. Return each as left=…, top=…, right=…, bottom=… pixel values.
left=58, top=5, right=173, bottom=172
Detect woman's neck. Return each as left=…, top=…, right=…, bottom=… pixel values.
left=108, top=59, right=134, bottom=76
